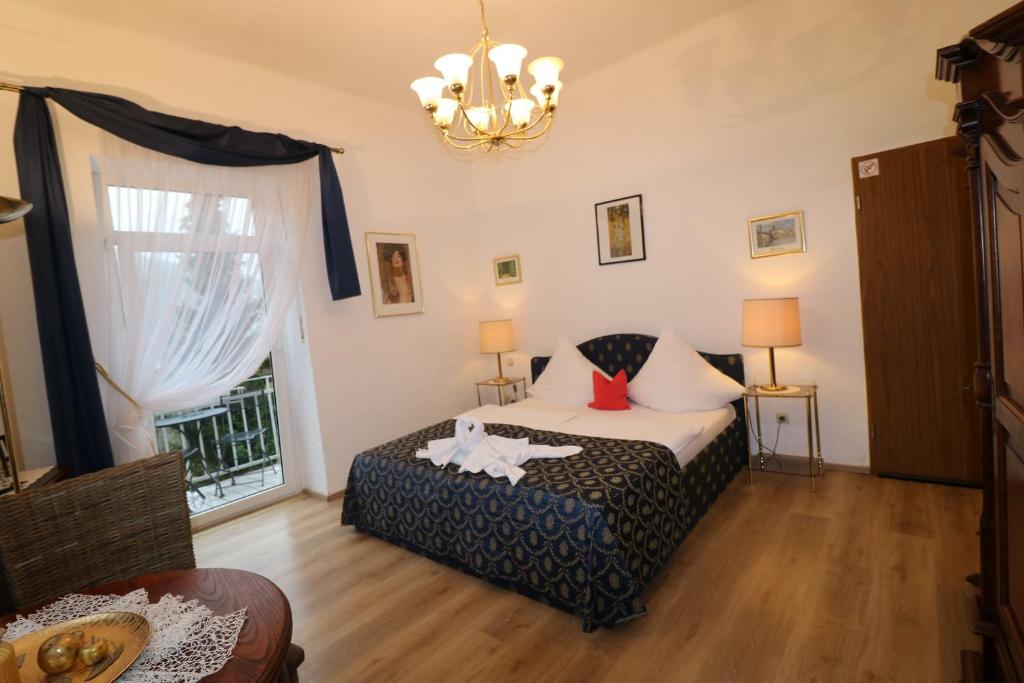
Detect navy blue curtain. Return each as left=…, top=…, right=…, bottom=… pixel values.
left=14, top=93, right=114, bottom=476
left=13, top=87, right=361, bottom=476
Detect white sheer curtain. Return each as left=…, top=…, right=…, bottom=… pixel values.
left=91, top=133, right=317, bottom=463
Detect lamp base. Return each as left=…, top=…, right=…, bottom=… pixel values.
left=489, top=376, right=514, bottom=385
left=756, top=383, right=789, bottom=393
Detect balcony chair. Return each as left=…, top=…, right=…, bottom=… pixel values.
left=216, top=389, right=278, bottom=487
left=0, top=452, right=304, bottom=681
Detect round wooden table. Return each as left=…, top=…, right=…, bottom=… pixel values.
left=0, top=568, right=292, bottom=683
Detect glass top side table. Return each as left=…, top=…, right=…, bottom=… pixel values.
left=742, top=384, right=823, bottom=492
left=475, top=377, right=527, bottom=407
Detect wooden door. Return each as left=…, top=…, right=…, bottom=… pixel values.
left=853, top=137, right=983, bottom=484
left=980, top=134, right=1024, bottom=676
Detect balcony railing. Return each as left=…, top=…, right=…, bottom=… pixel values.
left=155, top=373, right=283, bottom=512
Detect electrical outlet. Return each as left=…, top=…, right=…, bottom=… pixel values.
left=506, top=357, right=514, bottom=366
left=776, top=412, right=789, bottom=424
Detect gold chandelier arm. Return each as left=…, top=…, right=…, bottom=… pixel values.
left=478, top=0, right=490, bottom=38
left=508, top=108, right=553, bottom=138
left=437, top=131, right=497, bottom=151
left=508, top=114, right=554, bottom=142
left=493, top=95, right=516, bottom=137
left=439, top=131, right=490, bottom=143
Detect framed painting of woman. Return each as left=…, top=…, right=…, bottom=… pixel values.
left=365, top=232, right=424, bottom=317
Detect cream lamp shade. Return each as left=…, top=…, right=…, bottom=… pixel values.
left=479, top=319, right=516, bottom=353
left=479, top=319, right=515, bottom=384
left=742, top=298, right=802, bottom=348
left=741, top=298, right=801, bottom=392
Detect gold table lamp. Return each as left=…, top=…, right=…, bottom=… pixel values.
left=742, top=297, right=802, bottom=392
left=479, top=319, right=516, bottom=385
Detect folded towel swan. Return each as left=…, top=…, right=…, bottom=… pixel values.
left=415, top=416, right=583, bottom=485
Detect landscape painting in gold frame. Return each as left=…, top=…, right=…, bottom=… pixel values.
left=493, top=254, right=522, bottom=286
left=748, top=210, right=806, bottom=259
left=365, top=232, right=424, bottom=317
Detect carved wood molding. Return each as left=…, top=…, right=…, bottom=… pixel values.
left=936, top=5, right=1024, bottom=85
left=981, top=92, right=1024, bottom=124
left=937, top=41, right=980, bottom=83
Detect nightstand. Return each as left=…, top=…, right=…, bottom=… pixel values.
left=742, top=384, right=823, bottom=491
left=475, top=377, right=526, bottom=407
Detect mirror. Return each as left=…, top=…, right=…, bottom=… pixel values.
left=0, top=350, right=20, bottom=494
left=0, top=195, right=30, bottom=495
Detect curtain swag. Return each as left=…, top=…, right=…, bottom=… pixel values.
left=28, top=86, right=361, bottom=301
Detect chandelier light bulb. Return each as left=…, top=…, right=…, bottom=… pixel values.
left=488, top=44, right=528, bottom=85
left=530, top=80, right=562, bottom=109
left=509, top=98, right=535, bottom=127
left=433, top=98, right=459, bottom=127
left=527, top=56, right=564, bottom=90
left=410, top=77, right=446, bottom=110
left=466, top=106, right=494, bottom=132
left=434, top=53, right=474, bottom=94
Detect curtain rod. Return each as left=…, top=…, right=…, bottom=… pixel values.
left=0, top=81, right=345, bottom=154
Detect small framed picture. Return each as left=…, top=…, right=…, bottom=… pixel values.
left=748, top=210, right=806, bottom=259
left=365, top=232, right=424, bottom=317
left=595, top=194, right=646, bottom=265
left=493, top=254, right=522, bottom=286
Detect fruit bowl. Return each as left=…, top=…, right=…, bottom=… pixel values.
left=9, top=612, right=150, bottom=682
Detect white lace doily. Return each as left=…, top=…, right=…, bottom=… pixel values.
left=3, top=589, right=247, bottom=682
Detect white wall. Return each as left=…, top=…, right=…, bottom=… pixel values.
left=0, top=0, right=1009, bottom=487
left=472, top=0, right=1007, bottom=468
left=0, top=3, right=487, bottom=493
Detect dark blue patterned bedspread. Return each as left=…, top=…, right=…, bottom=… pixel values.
left=342, top=418, right=747, bottom=631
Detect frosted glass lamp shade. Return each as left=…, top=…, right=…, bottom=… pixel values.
left=434, top=53, right=473, bottom=91
left=479, top=319, right=516, bottom=353
left=509, top=98, right=535, bottom=126
left=466, top=106, right=494, bottom=132
left=433, top=98, right=458, bottom=127
left=410, top=77, right=445, bottom=109
left=531, top=81, right=562, bottom=108
left=741, top=298, right=802, bottom=347
left=489, top=43, right=527, bottom=83
left=528, top=56, right=564, bottom=90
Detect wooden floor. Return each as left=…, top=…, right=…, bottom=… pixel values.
left=194, top=471, right=982, bottom=682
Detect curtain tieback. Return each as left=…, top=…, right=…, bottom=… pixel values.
left=94, top=362, right=143, bottom=410
left=94, top=362, right=158, bottom=458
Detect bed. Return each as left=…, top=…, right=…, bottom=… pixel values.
left=341, top=333, right=749, bottom=631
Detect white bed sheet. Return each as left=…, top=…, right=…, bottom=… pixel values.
left=461, top=398, right=736, bottom=468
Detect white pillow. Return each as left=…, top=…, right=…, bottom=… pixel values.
left=527, top=335, right=609, bottom=405
left=628, top=328, right=744, bottom=412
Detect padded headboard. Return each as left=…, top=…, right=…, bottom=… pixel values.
left=530, top=333, right=745, bottom=386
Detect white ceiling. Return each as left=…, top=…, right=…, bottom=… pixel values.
left=26, top=0, right=749, bottom=107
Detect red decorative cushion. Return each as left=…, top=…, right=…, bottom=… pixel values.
left=588, top=369, right=631, bottom=410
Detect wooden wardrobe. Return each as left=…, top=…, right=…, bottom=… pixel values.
left=938, top=4, right=1024, bottom=680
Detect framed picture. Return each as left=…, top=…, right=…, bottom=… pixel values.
left=748, top=210, right=806, bottom=259
left=493, top=254, right=522, bottom=286
left=365, top=232, right=424, bottom=317
left=595, top=194, right=646, bottom=265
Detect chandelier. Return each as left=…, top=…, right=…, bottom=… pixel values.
left=410, top=0, right=564, bottom=152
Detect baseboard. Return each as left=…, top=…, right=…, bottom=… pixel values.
left=876, top=471, right=981, bottom=489
left=303, top=488, right=345, bottom=502
left=752, top=453, right=870, bottom=475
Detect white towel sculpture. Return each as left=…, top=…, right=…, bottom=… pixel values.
left=415, top=416, right=582, bottom=486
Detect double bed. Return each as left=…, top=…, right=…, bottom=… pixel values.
left=341, top=333, right=749, bottom=631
